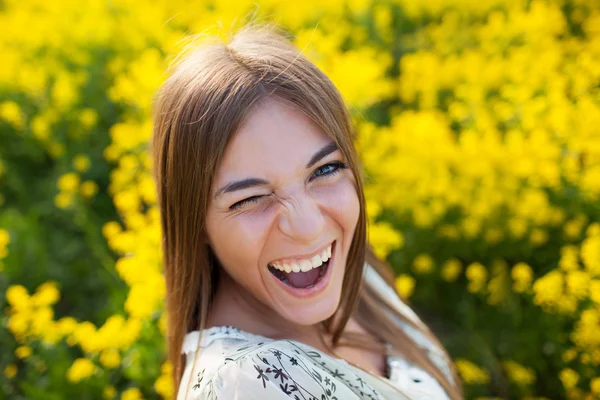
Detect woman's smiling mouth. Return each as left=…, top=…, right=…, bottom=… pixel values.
left=267, top=241, right=335, bottom=292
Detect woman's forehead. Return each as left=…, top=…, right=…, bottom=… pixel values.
left=216, top=99, right=334, bottom=180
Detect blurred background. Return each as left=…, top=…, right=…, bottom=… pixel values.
left=1, top=0, right=599, bottom=399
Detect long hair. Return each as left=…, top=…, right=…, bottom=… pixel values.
left=151, top=23, right=463, bottom=399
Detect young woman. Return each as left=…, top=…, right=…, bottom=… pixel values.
left=151, top=24, right=464, bottom=399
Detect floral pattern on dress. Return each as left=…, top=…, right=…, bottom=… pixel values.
left=188, top=334, right=382, bottom=400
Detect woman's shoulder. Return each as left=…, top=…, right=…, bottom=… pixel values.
left=362, top=263, right=426, bottom=329
left=178, top=326, right=392, bottom=400
left=363, top=263, right=457, bottom=389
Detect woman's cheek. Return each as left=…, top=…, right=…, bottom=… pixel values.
left=236, top=206, right=278, bottom=240
left=315, top=178, right=360, bottom=219
left=228, top=208, right=278, bottom=267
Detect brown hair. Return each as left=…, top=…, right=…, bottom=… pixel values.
left=151, top=23, right=463, bottom=399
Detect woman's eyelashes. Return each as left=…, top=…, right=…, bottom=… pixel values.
left=228, top=161, right=350, bottom=211
left=310, top=160, right=349, bottom=180
left=229, top=195, right=263, bottom=211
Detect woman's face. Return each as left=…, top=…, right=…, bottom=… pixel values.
left=205, top=98, right=360, bottom=327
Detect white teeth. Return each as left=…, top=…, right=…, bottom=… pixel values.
left=320, top=247, right=329, bottom=262
left=270, top=242, right=333, bottom=273
left=311, top=254, right=323, bottom=268
left=300, top=259, right=313, bottom=272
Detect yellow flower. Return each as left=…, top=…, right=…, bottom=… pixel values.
left=3, top=364, right=17, bottom=379
left=487, top=268, right=509, bottom=306
left=559, top=245, right=580, bottom=271
left=530, top=228, right=548, bottom=246
left=501, top=360, right=536, bottom=386
left=563, top=215, right=587, bottom=239
left=591, top=348, right=600, bottom=365
left=30, top=307, right=54, bottom=337
left=590, top=280, right=600, bottom=304
left=160, top=360, right=173, bottom=375
left=0, top=101, right=24, bottom=130
left=461, top=217, right=481, bottom=239
left=74, top=321, right=102, bottom=354
left=591, top=377, right=600, bottom=394
left=104, top=385, right=117, bottom=399
left=586, top=223, right=600, bottom=237
left=508, top=218, right=527, bottom=239
left=48, top=141, right=65, bottom=158
left=57, top=172, right=80, bottom=193
left=484, top=227, right=504, bottom=245
left=154, top=362, right=174, bottom=399
left=119, top=318, right=142, bottom=350
left=511, top=262, right=534, bottom=293
left=15, top=345, right=32, bottom=359
left=67, top=358, right=97, bottom=382
left=80, top=180, right=99, bottom=199
left=113, top=190, right=140, bottom=213
left=395, top=274, right=416, bottom=299
left=56, top=316, right=78, bottom=337
left=121, top=388, right=143, bottom=400
left=54, top=192, right=73, bottom=209
left=73, top=154, right=91, bottom=172
left=6, top=285, right=31, bottom=311
left=466, top=262, right=488, bottom=293
left=562, top=348, right=578, bottom=363
left=437, top=224, right=460, bottom=240
left=455, top=358, right=490, bottom=385
left=32, top=281, right=60, bottom=307
left=100, top=348, right=121, bottom=369
left=102, top=221, right=122, bottom=239
left=412, top=253, right=435, bottom=274
left=559, top=368, right=579, bottom=390
left=158, top=312, right=167, bottom=336
left=558, top=295, right=578, bottom=314
left=533, top=270, right=564, bottom=311
left=31, top=115, right=50, bottom=141
left=138, top=175, right=157, bottom=204
left=0, top=228, right=10, bottom=248
left=51, top=72, right=80, bottom=110
left=7, top=313, right=29, bottom=337
left=441, top=258, right=462, bottom=282
left=565, top=270, right=590, bottom=299
left=79, top=108, right=98, bottom=129
left=367, top=222, right=404, bottom=259
left=581, top=231, right=600, bottom=276
left=571, top=309, right=600, bottom=351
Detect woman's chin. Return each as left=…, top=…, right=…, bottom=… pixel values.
left=277, top=294, right=341, bottom=326
left=265, top=273, right=344, bottom=326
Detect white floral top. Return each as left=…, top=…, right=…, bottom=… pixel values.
left=178, top=264, right=456, bottom=400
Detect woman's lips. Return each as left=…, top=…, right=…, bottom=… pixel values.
left=268, top=240, right=336, bottom=298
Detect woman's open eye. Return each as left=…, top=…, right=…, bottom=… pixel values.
left=311, top=161, right=349, bottom=180
left=229, top=195, right=263, bottom=211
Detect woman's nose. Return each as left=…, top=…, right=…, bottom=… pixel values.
left=278, top=193, right=325, bottom=242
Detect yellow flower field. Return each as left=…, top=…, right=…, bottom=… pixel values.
left=1, top=0, right=599, bottom=398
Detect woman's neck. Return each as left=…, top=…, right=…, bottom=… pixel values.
left=206, top=269, right=388, bottom=379
left=206, top=269, right=325, bottom=347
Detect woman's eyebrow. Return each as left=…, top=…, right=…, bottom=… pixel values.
left=214, top=177, right=269, bottom=199
left=214, top=141, right=339, bottom=199
left=306, top=141, right=338, bottom=168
